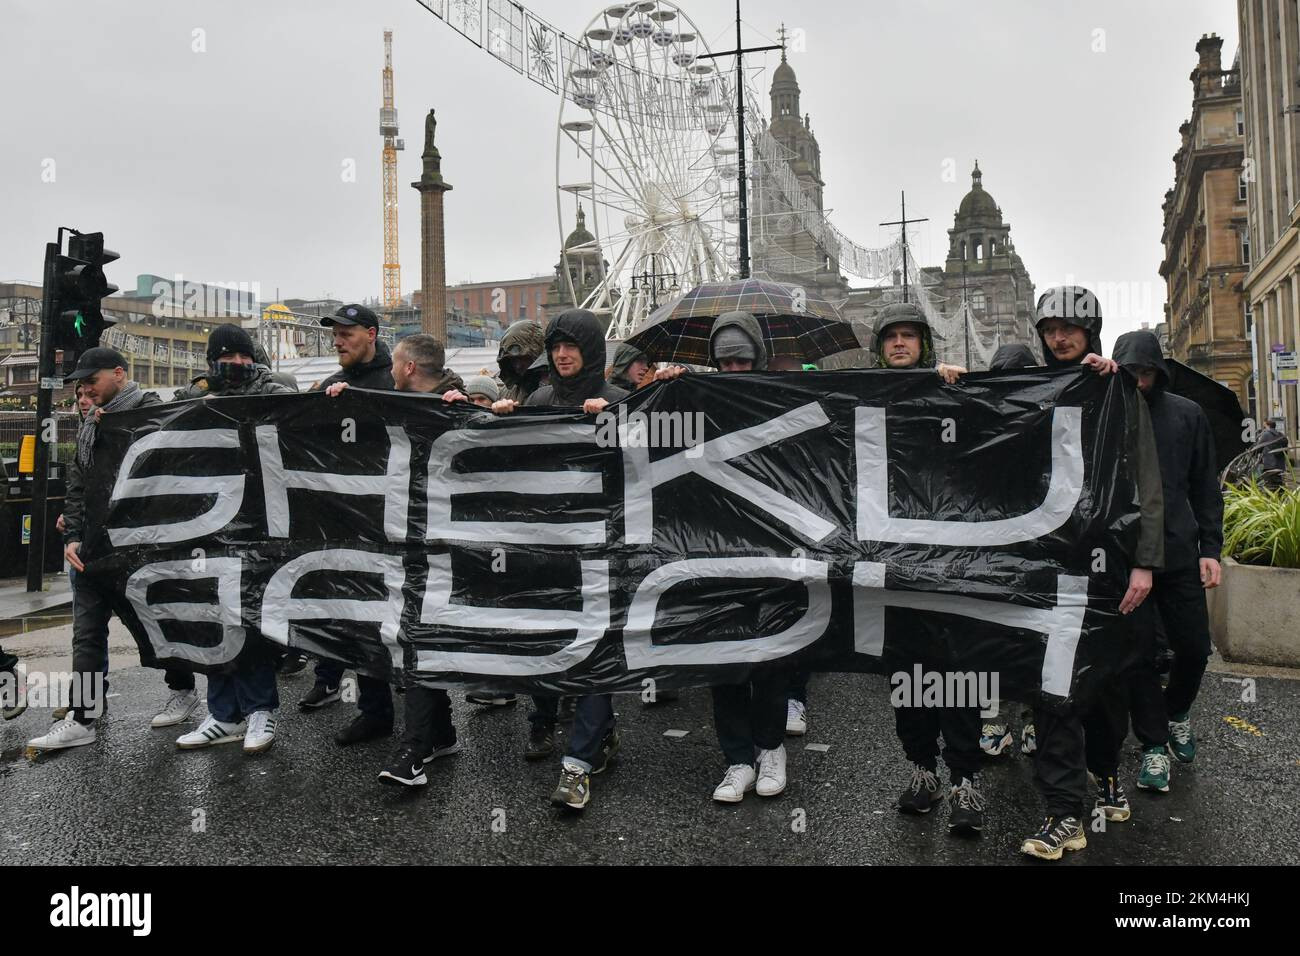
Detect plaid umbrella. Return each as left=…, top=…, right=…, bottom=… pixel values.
left=624, top=278, right=860, bottom=366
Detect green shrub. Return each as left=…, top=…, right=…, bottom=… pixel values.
left=1222, top=479, right=1300, bottom=569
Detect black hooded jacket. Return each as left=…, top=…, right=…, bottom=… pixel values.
left=988, top=343, right=1038, bottom=370
left=526, top=309, right=628, bottom=407
left=1113, top=331, right=1222, bottom=570
left=708, top=311, right=769, bottom=370
left=317, top=339, right=395, bottom=391
left=1035, top=287, right=1164, bottom=570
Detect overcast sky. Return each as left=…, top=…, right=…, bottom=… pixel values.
left=3, top=0, right=1239, bottom=348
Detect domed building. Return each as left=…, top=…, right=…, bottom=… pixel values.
left=937, top=161, right=1037, bottom=357
left=544, top=204, right=616, bottom=329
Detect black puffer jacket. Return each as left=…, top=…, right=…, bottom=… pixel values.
left=527, top=309, right=628, bottom=407
left=1113, top=331, right=1222, bottom=570
left=317, top=340, right=395, bottom=391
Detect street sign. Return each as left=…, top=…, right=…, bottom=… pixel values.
left=1275, top=350, right=1298, bottom=369
left=39, top=376, right=63, bottom=390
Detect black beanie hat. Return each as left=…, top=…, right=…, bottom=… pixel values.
left=206, top=324, right=256, bottom=363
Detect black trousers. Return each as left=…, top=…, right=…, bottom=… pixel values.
left=712, top=673, right=787, bottom=766
left=1032, top=705, right=1088, bottom=819
left=893, top=703, right=983, bottom=783
left=71, top=571, right=193, bottom=724
left=398, top=681, right=455, bottom=753
left=1128, top=566, right=1212, bottom=747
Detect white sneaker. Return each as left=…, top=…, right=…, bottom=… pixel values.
left=151, top=689, right=199, bottom=728
left=243, top=710, right=277, bottom=753
left=176, top=715, right=246, bottom=749
left=756, top=745, right=788, bottom=797
left=785, top=699, right=807, bottom=736
left=28, top=717, right=96, bottom=750
left=712, top=763, right=757, bottom=803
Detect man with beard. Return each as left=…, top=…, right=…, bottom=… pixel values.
left=1111, top=330, right=1221, bottom=793
left=170, top=325, right=294, bottom=753
left=297, top=304, right=399, bottom=745
left=1020, top=286, right=1164, bottom=860
left=28, top=348, right=198, bottom=751
left=867, top=303, right=987, bottom=835
left=492, top=309, right=627, bottom=809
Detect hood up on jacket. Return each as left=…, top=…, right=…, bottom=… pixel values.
left=545, top=309, right=610, bottom=405
left=988, top=343, right=1039, bottom=370
left=1035, top=286, right=1104, bottom=370
left=872, top=302, right=935, bottom=369
left=497, top=320, right=545, bottom=389
left=1112, top=330, right=1171, bottom=393
left=708, top=310, right=769, bottom=371
left=609, top=342, right=647, bottom=388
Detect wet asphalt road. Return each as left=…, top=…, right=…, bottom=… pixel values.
left=2, top=663, right=1297, bottom=865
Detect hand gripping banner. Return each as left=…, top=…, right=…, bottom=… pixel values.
left=80, top=367, right=1143, bottom=708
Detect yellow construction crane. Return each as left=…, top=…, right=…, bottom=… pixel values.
left=380, top=30, right=403, bottom=310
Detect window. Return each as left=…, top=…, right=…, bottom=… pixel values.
left=1241, top=230, right=1251, bottom=265
left=971, top=289, right=986, bottom=313
left=1235, top=109, right=1244, bottom=136
left=1239, top=173, right=1248, bottom=201
left=1244, top=301, right=1253, bottom=336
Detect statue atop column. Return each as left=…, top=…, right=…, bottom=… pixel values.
left=419, top=108, right=444, bottom=186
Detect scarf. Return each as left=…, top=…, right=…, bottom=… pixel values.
left=77, top=381, right=144, bottom=468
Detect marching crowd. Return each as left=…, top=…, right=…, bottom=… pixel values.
left=0, top=284, right=1232, bottom=861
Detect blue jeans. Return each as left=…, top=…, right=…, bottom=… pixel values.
left=314, top=660, right=393, bottom=721
left=564, top=695, right=615, bottom=771
left=207, top=661, right=279, bottom=723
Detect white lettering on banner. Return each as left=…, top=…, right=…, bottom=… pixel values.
left=256, top=425, right=411, bottom=541
left=855, top=407, right=1084, bottom=545
left=414, top=553, right=610, bottom=676
left=623, top=403, right=837, bottom=545
left=851, top=561, right=1089, bottom=697
left=426, top=422, right=606, bottom=544
left=622, top=557, right=832, bottom=667
left=261, top=550, right=406, bottom=669
left=124, top=557, right=245, bottom=666
left=107, top=429, right=244, bottom=546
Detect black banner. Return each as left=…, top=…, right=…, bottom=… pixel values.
left=81, top=367, right=1141, bottom=707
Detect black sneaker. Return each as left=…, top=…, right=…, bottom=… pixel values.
left=550, top=762, right=590, bottom=810
left=525, top=723, right=555, bottom=760
left=421, top=738, right=463, bottom=764
left=589, top=727, right=621, bottom=774
left=466, top=693, right=517, bottom=707
left=377, top=746, right=427, bottom=787
left=1021, top=815, right=1087, bottom=860
left=1095, top=775, right=1131, bottom=822
left=947, top=775, right=985, bottom=835
left=897, top=764, right=943, bottom=814
left=299, top=683, right=341, bottom=711
left=277, top=653, right=309, bottom=677
left=334, top=713, right=394, bottom=746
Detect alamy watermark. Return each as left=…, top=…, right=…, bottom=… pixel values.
left=0, top=667, right=105, bottom=717
left=889, top=664, right=1000, bottom=717
left=594, top=405, right=705, bottom=457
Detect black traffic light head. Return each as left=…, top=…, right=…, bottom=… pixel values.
left=52, top=231, right=119, bottom=373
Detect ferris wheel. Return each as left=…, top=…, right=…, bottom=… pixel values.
left=556, top=1, right=740, bottom=339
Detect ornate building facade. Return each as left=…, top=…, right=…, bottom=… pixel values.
left=1160, top=33, right=1253, bottom=413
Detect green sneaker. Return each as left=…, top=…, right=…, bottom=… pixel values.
left=1167, top=713, right=1196, bottom=763
left=1137, top=746, right=1171, bottom=792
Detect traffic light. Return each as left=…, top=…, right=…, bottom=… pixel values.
left=51, top=231, right=119, bottom=374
